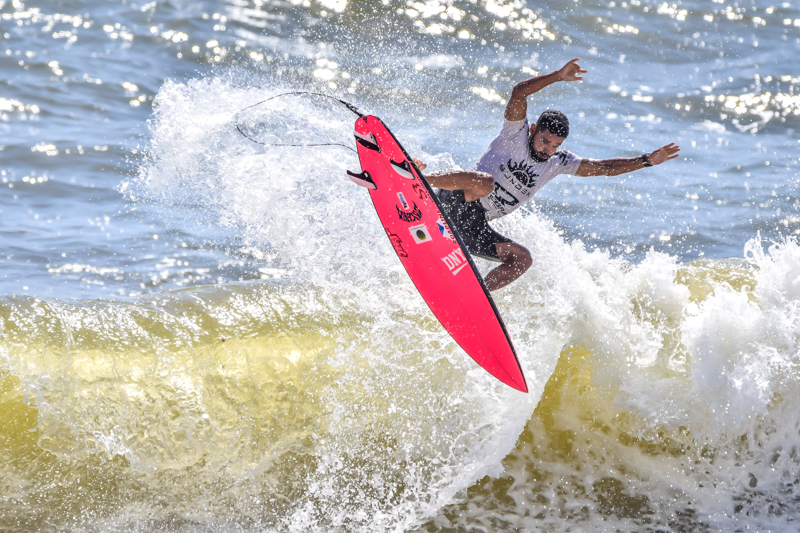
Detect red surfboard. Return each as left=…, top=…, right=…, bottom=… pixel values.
left=348, top=116, right=527, bottom=393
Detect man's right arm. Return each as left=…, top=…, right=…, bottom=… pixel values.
left=574, top=143, right=681, bottom=177
left=504, top=58, right=587, bottom=121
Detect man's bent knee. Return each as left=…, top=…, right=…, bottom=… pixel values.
left=484, top=242, right=531, bottom=291
left=517, top=247, right=532, bottom=272
left=496, top=242, right=532, bottom=273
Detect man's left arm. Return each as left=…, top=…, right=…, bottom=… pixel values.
left=575, top=143, right=680, bottom=177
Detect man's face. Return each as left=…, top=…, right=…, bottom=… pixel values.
left=529, top=126, right=566, bottom=162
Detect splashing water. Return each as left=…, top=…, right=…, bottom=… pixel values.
left=4, top=72, right=800, bottom=531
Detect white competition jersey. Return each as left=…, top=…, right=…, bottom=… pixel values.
left=475, top=118, right=582, bottom=221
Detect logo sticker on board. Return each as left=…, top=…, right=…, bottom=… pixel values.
left=411, top=182, right=429, bottom=201
left=441, top=249, right=468, bottom=275
left=397, top=192, right=409, bottom=210
left=397, top=202, right=422, bottom=222
left=436, top=215, right=456, bottom=243
left=387, top=232, right=408, bottom=258
left=409, top=224, right=432, bottom=244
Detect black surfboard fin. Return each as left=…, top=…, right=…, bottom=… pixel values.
left=390, top=159, right=415, bottom=180
left=346, top=169, right=377, bottom=190
left=354, top=131, right=380, bottom=152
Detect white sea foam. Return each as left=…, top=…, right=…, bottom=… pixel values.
left=476, top=211, right=800, bottom=530
left=125, top=76, right=800, bottom=531
left=126, top=76, right=545, bottom=530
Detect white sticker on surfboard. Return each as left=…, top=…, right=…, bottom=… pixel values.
left=408, top=224, right=432, bottom=244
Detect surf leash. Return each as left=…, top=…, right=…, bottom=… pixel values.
left=234, top=91, right=364, bottom=153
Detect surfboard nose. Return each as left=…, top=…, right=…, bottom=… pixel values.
left=504, top=368, right=528, bottom=393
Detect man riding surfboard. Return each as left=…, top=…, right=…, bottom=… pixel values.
left=419, top=58, right=681, bottom=291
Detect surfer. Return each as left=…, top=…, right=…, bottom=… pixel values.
left=417, top=58, right=680, bottom=291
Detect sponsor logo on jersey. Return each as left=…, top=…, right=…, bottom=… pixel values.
left=441, top=248, right=468, bottom=275
left=507, top=158, right=539, bottom=188
left=397, top=202, right=422, bottom=222
left=436, top=215, right=456, bottom=243
left=409, top=224, right=432, bottom=244
left=489, top=182, right=521, bottom=213
left=387, top=231, right=408, bottom=258
left=397, top=192, right=409, bottom=210
left=555, top=151, right=570, bottom=166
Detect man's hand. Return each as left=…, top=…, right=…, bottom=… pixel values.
left=647, top=143, right=681, bottom=165
left=556, top=58, right=587, bottom=82
left=505, top=59, right=588, bottom=120
left=412, top=158, right=427, bottom=171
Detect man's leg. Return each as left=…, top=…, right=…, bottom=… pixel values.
left=429, top=177, right=527, bottom=291
left=423, top=169, right=495, bottom=201
left=483, top=242, right=532, bottom=291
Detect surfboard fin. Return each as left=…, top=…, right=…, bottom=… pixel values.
left=346, top=169, right=377, bottom=190
left=389, top=159, right=415, bottom=180
left=354, top=131, right=380, bottom=152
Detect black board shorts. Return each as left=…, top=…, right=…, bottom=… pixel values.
left=437, top=189, right=512, bottom=262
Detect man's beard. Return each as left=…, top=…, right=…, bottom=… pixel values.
left=529, top=140, right=550, bottom=162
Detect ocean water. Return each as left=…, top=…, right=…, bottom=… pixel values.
left=2, top=0, right=800, bottom=531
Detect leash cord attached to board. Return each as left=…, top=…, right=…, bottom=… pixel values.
left=234, top=91, right=364, bottom=153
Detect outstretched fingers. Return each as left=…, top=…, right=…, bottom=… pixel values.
left=651, top=143, right=681, bottom=165
left=662, top=142, right=681, bottom=160
left=560, top=58, right=588, bottom=81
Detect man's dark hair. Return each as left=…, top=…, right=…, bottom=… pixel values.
left=536, top=109, right=569, bottom=138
